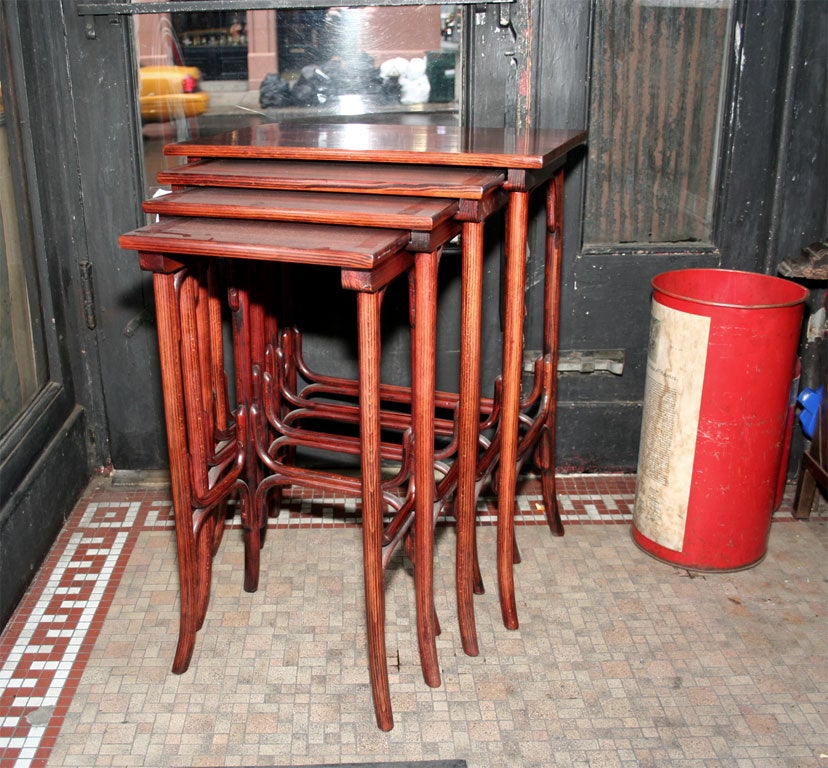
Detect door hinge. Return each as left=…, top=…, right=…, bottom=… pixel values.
left=499, top=3, right=512, bottom=26
left=79, top=260, right=97, bottom=330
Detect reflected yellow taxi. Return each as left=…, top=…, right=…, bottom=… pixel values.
left=139, top=66, right=209, bottom=122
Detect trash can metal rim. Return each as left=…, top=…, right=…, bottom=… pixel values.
left=652, top=268, right=808, bottom=310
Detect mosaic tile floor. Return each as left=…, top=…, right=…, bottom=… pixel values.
left=0, top=474, right=825, bottom=768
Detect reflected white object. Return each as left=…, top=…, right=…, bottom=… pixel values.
left=382, top=57, right=430, bottom=105
left=380, top=57, right=410, bottom=79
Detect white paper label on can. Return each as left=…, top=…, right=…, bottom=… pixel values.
left=633, top=301, right=710, bottom=551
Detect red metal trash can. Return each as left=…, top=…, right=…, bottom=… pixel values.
left=632, top=268, right=808, bottom=571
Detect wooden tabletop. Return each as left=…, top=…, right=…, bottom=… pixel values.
left=164, top=123, right=588, bottom=170
left=119, top=217, right=411, bottom=270
left=144, top=187, right=460, bottom=231
left=158, top=159, right=504, bottom=200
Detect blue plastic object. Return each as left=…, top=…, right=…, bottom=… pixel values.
left=797, top=386, right=823, bottom=439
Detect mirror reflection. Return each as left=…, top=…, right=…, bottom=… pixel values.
left=135, top=5, right=463, bottom=193
left=0, top=74, right=48, bottom=434
left=264, top=8, right=460, bottom=114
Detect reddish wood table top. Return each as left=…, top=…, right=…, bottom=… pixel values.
left=158, top=159, right=504, bottom=200
left=119, top=216, right=410, bottom=270
left=144, top=187, right=460, bottom=232
left=164, top=123, right=587, bottom=171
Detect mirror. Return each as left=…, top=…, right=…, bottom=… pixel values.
left=134, top=5, right=464, bottom=193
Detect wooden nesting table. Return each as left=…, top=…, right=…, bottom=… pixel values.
left=120, top=122, right=586, bottom=730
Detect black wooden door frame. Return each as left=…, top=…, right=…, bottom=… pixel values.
left=0, top=0, right=93, bottom=627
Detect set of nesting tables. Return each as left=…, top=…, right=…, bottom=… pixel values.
left=119, top=122, right=586, bottom=730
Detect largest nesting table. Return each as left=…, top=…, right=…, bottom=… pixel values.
left=120, top=122, right=587, bottom=730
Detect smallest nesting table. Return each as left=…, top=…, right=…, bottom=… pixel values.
left=121, top=214, right=443, bottom=732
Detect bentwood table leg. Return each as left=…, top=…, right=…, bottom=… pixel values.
left=228, top=272, right=262, bottom=593
left=204, top=263, right=235, bottom=558
left=206, top=263, right=231, bottom=440
left=146, top=261, right=200, bottom=674
left=357, top=287, right=394, bottom=732
left=497, top=190, right=530, bottom=631
left=456, top=221, right=485, bottom=657
left=538, top=171, right=566, bottom=536
left=263, top=266, right=284, bottom=521
left=410, top=249, right=441, bottom=689
left=248, top=264, right=274, bottom=542
left=178, top=268, right=219, bottom=627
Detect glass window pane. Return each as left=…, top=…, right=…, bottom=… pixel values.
left=0, top=76, right=48, bottom=434
left=583, top=0, right=733, bottom=246
left=134, top=4, right=463, bottom=196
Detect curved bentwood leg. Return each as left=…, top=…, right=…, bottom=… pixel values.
left=456, top=221, right=485, bottom=657
left=228, top=272, right=262, bottom=593
left=357, top=287, right=394, bottom=731
left=263, top=264, right=283, bottom=521
left=179, top=268, right=220, bottom=632
left=147, top=263, right=200, bottom=674
left=497, top=190, right=530, bottom=631
left=206, top=264, right=233, bottom=558
left=410, top=250, right=441, bottom=688
left=248, top=263, right=278, bottom=539
left=538, top=170, right=566, bottom=536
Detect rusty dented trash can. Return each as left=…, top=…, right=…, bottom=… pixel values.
left=632, top=268, right=808, bottom=571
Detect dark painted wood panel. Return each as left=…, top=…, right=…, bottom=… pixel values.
left=555, top=401, right=643, bottom=473
left=0, top=0, right=94, bottom=629
left=584, top=0, right=731, bottom=245
left=715, top=0, right=798, bottom=275
left=523, top=0, right=590, bottom=385
left=557, top=248, right=721, bottom=401
left=767, top=0, right=828, bottom=267
left=62, top=0, right=168, bottom=468
left=0, top=408, right=88, bottom=628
